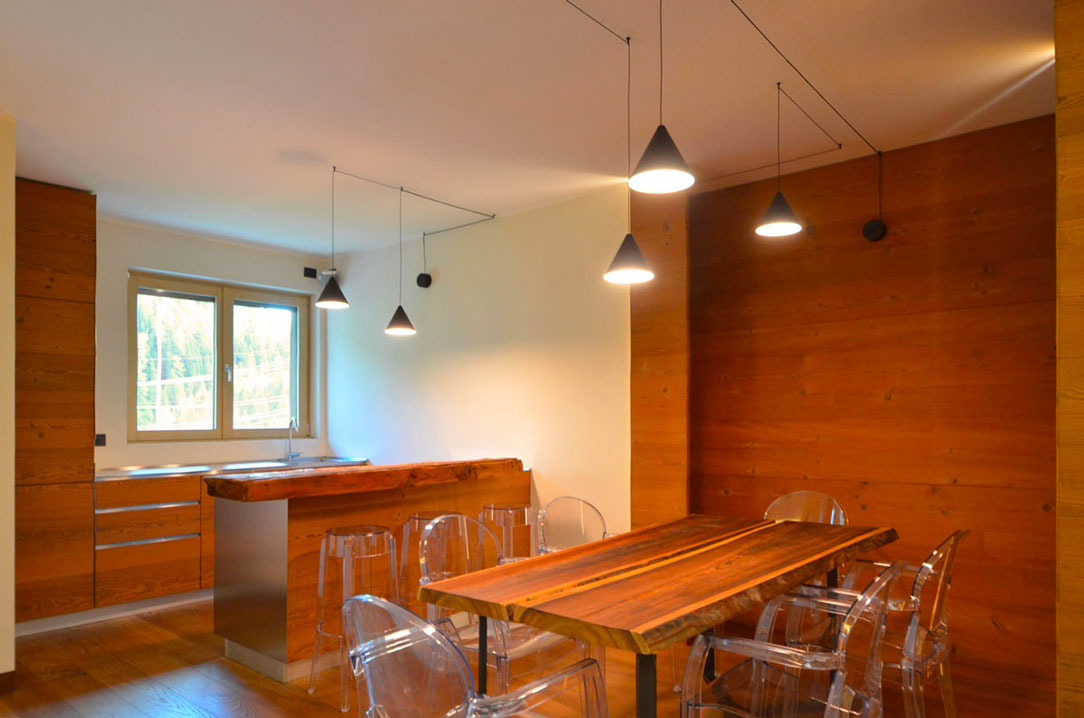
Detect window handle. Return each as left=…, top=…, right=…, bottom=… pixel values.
left=224, top=364, right=232, bottom=383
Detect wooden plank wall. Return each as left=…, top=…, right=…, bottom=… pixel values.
left=631, top=116, right=1056, bottom=716
left=629, top=193, right=690, bottom=528
left=1057, top=0, right=1084, bottom=714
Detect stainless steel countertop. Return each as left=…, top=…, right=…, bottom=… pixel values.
left=94, top=457, right=370, bottom=481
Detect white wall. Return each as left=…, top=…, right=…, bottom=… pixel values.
left=95, top=218, right=331, bottom=469
left=0, top=112, right=15, bottom=676
left=327, top=186, right=632, bottom=531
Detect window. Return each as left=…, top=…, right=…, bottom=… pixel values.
left=128, top=272, right=310, bottom=441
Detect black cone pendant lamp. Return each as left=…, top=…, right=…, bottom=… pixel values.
left=755, top=84, right=802, bottom=238
left=385, top=188, right=416, bottom=336
left=316, top=167, right=350, bottom=309
left=628, top=0, right=694, bottom=195
left=605, top=39, right=654, bottom=285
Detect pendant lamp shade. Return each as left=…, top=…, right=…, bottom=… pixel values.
left=315, top=274, right=349, bottom=309
left=628, top=125, right=695, bottom=194
left=755, top=191, right=802, bottom=237
left=604, top=233, right=655, bottom=284
left=385, top=304, right=416, bottom=336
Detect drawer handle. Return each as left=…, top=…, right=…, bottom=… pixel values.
left=95, top=533, right=200, bottom=551
left=95, top=501, right=199, bottom=514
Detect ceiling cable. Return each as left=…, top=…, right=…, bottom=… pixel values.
left=563, top=0, right=626, bottom=43
left=729, top=0, right=879, bottom=154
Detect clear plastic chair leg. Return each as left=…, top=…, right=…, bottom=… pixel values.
left=938, top=659, right=956, bottom=718
left=901, top=669, right=925, bottom=718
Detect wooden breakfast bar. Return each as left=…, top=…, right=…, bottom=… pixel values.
left=202, top=458, right=531, bottom=682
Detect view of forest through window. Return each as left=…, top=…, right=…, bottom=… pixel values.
left=232, top=302, right=296, bottom=429
left=135, top=291, right=298, bottom=432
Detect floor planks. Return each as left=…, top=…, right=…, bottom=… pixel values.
left=0, top=599, right=1038, bottom=717
left=0, top=600, right=687, bottom=718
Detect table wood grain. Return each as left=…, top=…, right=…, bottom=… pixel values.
left=419, top=514, right=897, bottom=653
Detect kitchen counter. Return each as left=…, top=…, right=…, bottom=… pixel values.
left=202, top=458, right=522, bottom=502
left=94, top=456, right=370, bottom=481
left=208, top=457, right=532, bottom=682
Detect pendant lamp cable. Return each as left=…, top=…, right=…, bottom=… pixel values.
left=398, top=187, right=404, bottom=305
left=658, top=0, right=664, bottom=125
left=422, top=232, right=428, bottom=273
left=330, top=166, right=337, bottom=269
left=775, top=82, right=781, bottom=191
left=730, top=0, right=884, bottom=219
left=877, top=150, right=884, bottom=220
left=627, top=36, right=632, bottom=232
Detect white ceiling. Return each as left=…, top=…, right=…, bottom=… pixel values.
left=0, top=0, right=1054, bottom=253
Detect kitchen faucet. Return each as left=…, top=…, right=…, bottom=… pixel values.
left=286, top=418, right=302, bottom=462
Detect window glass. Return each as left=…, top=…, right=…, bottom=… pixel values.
left=135, top=291, right=217, bottom=431
left=232, top=301, right=298, bottom=430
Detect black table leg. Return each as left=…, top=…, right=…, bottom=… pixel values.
left=636, top=653, right=656, bottom=718
left=478, top=616, right=487, bottom=695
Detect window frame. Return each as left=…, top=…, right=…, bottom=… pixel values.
left=127, top=271, right=311, bottom=442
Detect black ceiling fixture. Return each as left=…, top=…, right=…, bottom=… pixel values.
left=729, top=0, right=887, bottom=241
left=315, top=166, right=349, bottom=310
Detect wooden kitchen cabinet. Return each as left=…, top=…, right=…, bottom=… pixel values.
left=14, top=178, right=97, bottom=621
left=95, top=537, right=201, bottom=607
left=15, top=483, right=95, bottom=620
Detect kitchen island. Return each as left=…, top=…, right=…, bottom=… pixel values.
left=202, top=458, right=532, bottom=681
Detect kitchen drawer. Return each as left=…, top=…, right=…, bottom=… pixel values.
left=95, top=503, right=201, bottom=546
left=95, top=475, right=201, bottom=509
left=95, top=536, right=201, bottom=607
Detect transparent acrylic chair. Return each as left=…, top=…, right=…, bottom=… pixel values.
left=307, top=525, right=399, bottom=713
left=681, top=561, right=903, bottom=718
left=342, top=594, right=609, bottom=718
left=398, top=511, right=446, bottom=616
left=479, top=503, right=538, bottom=560
left=840, top=531, right=969, bottom=718
left=419, top=513, right=584, bottom=693
left=538, top=496, right=610, bottom=553
left=764, top=491, right=848, bottom=526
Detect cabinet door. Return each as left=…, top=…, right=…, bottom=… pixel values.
left=15, top=296, right=95, bottom=485
left=15, top=178, right=96, bottom=303
left=15, top=483, right=95, bottom=620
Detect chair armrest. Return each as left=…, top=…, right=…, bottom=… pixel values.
left=703, top=634, right=843, bottom=672
left=467, top=658, right=606, bottom=717
left=839, top=559, right=920, bottom=611
left=769, top=589, right=859, bottom=617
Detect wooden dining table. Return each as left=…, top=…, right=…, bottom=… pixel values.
left=418, top=513, right=897, bottom=718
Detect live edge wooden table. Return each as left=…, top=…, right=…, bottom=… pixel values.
left=419, top=514, right=897, bottom=718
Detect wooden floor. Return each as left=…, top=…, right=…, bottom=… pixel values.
left=0, top=600, right=688, bottom=717
left=0, top=600, right=1046, bottom=717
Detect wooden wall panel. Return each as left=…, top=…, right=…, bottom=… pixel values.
left=629, top=193, right=690, bottom=528
left=626, top=117, right=1055, bottom=715
left=14, top=483, right=94, bottom=620
left=1057, top=1, right=1084, bottom=714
